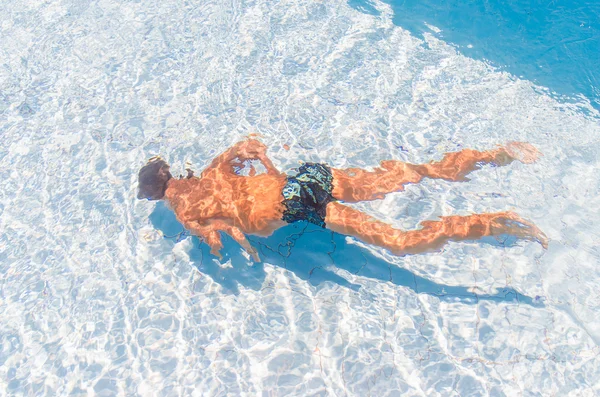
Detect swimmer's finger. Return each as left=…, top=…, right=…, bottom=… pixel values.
left=210, top=248, right=224, bottom=260
left=248, top=164, right=257, bottom=176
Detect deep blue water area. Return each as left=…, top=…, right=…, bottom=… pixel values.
left=350, top=0, right=600, bottom=110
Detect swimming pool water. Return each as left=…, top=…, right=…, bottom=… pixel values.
left=1, top=0, right=600, bottom=395
left=350, top=0, right=600, bottom=110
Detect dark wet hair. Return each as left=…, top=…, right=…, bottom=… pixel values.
left=137, top=157, right=172, bottom=200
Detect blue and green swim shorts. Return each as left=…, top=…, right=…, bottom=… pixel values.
left=281, top=163, right=336, bottom=228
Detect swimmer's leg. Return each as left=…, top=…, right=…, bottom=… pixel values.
left=331, top=142, right=540, bottom=202
left=325, top=202, right=548, bottom=255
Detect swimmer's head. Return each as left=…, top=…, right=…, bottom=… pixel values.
left=137, top=157, right=172, bottom=200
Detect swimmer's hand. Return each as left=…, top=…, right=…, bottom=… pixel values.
left=191, top=220, right=262, bottom=263
left=504, top=142, right=542, bottom=164
left=233, top=138, right=281, bottom=176
left=236, top=139, right=268, bottom=161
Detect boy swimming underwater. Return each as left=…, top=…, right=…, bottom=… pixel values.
left=138, top=139, right=547, bottom=262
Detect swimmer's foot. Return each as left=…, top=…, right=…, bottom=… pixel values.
left=504, top=142, right=542, bottom=164
left=491, top=212, right=548, bottom=248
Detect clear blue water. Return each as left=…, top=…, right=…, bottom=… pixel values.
left=350, top=0, right=600, bottom=109
left=2, top=0, right=600, bottom=395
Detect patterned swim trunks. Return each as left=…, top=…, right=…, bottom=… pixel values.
left=281, top=163, right=336, bottom=228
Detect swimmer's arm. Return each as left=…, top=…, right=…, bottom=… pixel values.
left=202, top=139, right=281, bottom=176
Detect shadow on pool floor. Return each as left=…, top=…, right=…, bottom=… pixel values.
left=149, top=202, right=543, bottom=306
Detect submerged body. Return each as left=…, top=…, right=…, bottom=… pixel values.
left=139, top=139, right=547, bottom=261
left=165, top=170, right=287, bottom=236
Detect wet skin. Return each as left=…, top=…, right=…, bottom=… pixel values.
left=156, top=139, right=547, bottom=262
